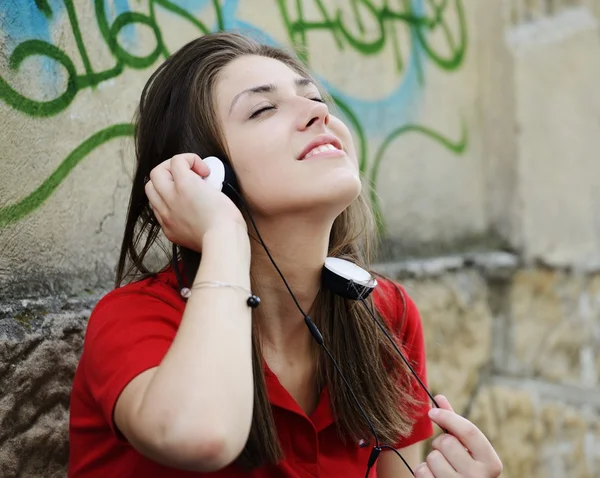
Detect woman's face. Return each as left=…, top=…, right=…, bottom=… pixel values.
left=214, top=54, right=361, bottom=219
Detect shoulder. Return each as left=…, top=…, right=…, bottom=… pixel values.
left=73, top=269, right=187, bottom=434
left=372, top=275, right=420, bottom=334
left=86, top=268, right=184, bottom=338
left=372, top=276, right=430, bottom=404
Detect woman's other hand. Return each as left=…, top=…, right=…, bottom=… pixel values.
left=414, top=395, right=503, bottom=477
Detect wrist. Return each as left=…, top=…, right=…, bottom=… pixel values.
left=195, top=223, right=251, bottom=287
left=201, top=222, right=251, bottom=258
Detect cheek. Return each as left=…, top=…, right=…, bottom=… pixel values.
left=225, top=128, right=289, bottom=198
left=226, top=126, right=275, bottom=171
left=329, top=117, right=358, bottom=163
left=239, top=136, right=273, bottom=164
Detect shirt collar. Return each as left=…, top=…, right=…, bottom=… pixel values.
left=263, top=361, right=334, bottom=432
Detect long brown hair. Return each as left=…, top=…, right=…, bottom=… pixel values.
left=116, top=32, right=422, bottom=469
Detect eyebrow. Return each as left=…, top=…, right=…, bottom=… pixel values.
left=228, top=77, right=317, bottom=115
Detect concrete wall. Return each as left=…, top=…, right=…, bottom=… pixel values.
left=1, top=1, right=600, bottom=477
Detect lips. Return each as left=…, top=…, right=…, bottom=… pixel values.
left=298, top=134, right=343, bottom=160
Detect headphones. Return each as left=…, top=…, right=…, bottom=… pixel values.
left=201, top=156, right=239, bottom=201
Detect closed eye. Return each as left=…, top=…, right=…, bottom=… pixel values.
left=249, top=105, right=276, bottom=119
left=249, top=97, right=326, bottom=119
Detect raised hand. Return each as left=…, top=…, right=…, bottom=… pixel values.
left=414, top=395, right=503, bottom=478
left=145, top=153, right=246, bottom=252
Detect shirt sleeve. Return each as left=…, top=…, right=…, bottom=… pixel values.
left=388, top=282, right=434, bottom=449
left=81, top=285, right=182, bottom=438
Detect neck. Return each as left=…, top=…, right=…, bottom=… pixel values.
left=249, top=213, right=332, bottom=356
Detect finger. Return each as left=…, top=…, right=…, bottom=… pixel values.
left=145, top=180, right=167, bottom=217
left=428, top=408, right=497, bottom=465
left=175, top=153, right=213, bottom=177
left=426, top=449, right=459, bottom=477
left=168, top=153, right=201, bottom=165
left=151, top=154, right=196, bottom=178
left=414, top=462, right=435, bottom=478
left=149, top=164, right=175, bottom=201
left=171, top=154, right=210, bottom=182
left=434, top=394, right=454, bottom=412
left=152, top=204, right=164, bottom=227
left=432, top=433, right=472, bottom=473
left=170, top=154, right=193, bottom=184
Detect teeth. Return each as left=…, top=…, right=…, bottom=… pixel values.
left=304, top=143, right=337, bottom=158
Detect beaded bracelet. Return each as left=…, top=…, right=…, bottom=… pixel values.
left=180, top=281, right=261, bottom=308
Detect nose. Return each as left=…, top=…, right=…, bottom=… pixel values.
left=298, top=98, right=330, bottom=130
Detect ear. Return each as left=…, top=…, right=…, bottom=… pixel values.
left=202, top=156, right=239, bottom=203
left=222, top=160, right=239, bottom=201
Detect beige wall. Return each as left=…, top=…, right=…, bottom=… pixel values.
left=3, top=1, right=599, bottom=289
left=379, top=258, right=600, bottom=478
left=2, top=1, right=599, bottom=287
left=1, top=1, right=600, bottom=477
left=1, top=0, right=482, bottom=288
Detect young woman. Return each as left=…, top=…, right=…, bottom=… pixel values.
left=68, top=32, right=503, bottom=478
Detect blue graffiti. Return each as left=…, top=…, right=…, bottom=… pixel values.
left=0, top=0, right=64, bottom=75
left=169, top=0, right=426, bottom=136
left=0, top=1, right=57, bottom=52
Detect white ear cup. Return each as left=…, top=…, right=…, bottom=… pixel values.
left=322, top=257, right=377, bottom=300
left=324, top=257, right=376, bottom=286
left=202, top=156, right=226, bottom=191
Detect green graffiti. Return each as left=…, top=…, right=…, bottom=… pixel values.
left=277, top=0, right=467, bottom=78
left=0, top=124, right=134, bottom=228
left=369, top=121, right=468, bottom=232
left=34, top=0, right=53, bottom=19
left=65, top=0, right=95, bottom=81
left=414, top=0, right=467, bottom=70
left=0, top=0, right=214, bottom=117
left=0, top=0, right=468, bottom=229
left=2, top=0, right=467, bottom=116
left=0, top=40, right=78, bottom=117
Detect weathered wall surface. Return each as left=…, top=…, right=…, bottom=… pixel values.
left=508, top=1, right=600, bottom=267
left=379, top=255, right=600, bottom=478
left=1, top=1, right=599, bottom=477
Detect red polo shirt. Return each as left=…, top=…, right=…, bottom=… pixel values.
left=68, top=268, right=433, bottom=477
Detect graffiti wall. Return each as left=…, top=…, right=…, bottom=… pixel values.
left=0, top=0, right=484, bottom=294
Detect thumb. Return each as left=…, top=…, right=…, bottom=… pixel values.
left=434, top=395, right=454, bottom=412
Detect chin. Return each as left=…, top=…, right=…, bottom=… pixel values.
left=310, top=173, right=362, bottom=216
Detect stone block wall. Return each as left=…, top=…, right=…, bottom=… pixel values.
left=379, top=254, right=600, bottom=478
left=0, top=295, right=95, bottom=477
